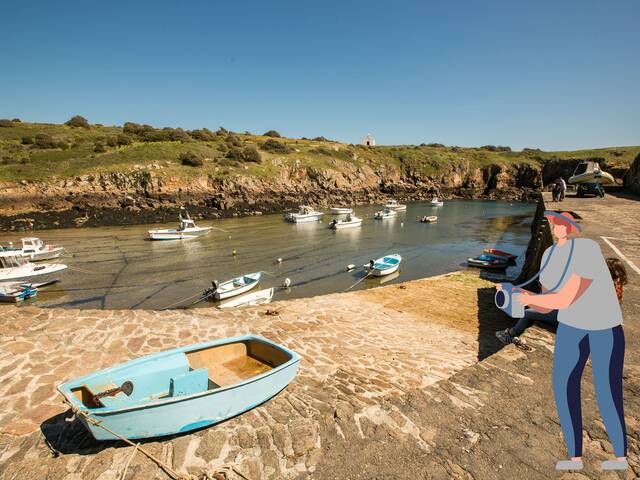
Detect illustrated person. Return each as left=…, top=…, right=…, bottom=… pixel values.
left=511, top=212, right=627, bottom=471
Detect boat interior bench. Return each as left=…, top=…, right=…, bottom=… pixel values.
left=71, top=340, right=290, bottom=408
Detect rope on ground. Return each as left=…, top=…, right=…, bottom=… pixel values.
left=120, top=443, right=139, bottom=480
left=160, top=291, right=206, bottom=311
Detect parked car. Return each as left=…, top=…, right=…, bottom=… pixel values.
left=577, top=182, right=605, bottom=198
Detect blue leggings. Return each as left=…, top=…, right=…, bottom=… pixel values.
left=553, top=323, right=627, bottom=457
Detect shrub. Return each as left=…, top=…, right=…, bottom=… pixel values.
left=427, top=143, right=445, bottom=148
left=226, top=134, right=242, bottom=147
left=309, top=146, right=334, bottom=156
left=0, top=119, right=13, bottom=127
left=263, top=130, right=281, bottom=138
left=117, top=134, right=133, bottom=146
left=106, top=136, right=118, bottom=147
left=94, top=141, right=106, bottom=153
left=242, top=145, right=261, bottom=163
left=179, top=151, right=204, bottom=167
left=481, top=145, right=511, bottom=152
left=21, top=136, right=34, bottom=145
left=217, top=143, right=229, bottom=153
left=65, top=115, right=90, bottom=128
left=226, top=146, right=244, bottom=161
left=216, top=127, right=228, bottom=135
left=312, top=136, right=328, bottom=142
left=11, top=118, right=21, bottom=122
left=34, top=133, right=58, bottom=149
left=58, top=141, right=70, bottom=150
left=260, top=139, right=292, bottom=154
left=190, top=128, right=217, bottom=141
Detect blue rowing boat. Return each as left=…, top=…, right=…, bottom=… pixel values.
left=58, top=335, right=300, bottom=440
left=363, top=254, right=402, bottom=276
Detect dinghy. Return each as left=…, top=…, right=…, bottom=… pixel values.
left=218, top=287, right=274, bottom=309
left=467, top=253, right=509, bottom=269
left=0, top=283, right=38, bottom=303
left=419, top=215, right=438, bottom=223
left=0, top=252, right=67, bottom=282
left=284, top=205, right=323, bottom=223
left=147, top=210, right=212, bottom=240
left=329, top=213, right=362, bottom=229
left=483, top=248, right=517, bottom=261
left=207, top=272, right=262, bottom=300
left=17, top=237, right=65, bottom=261
left=383, top=200, right=407, bottom=211
left=430, top=198, right=444, bottom=207
left=330, top=207, right=353, bottom=215
left=568, top=160, right=614, bottom=185
left=364, top=254, right=402, bottom=276
left=374, top=208, right=397, bottom=220
left=57, top=335, right=300, bottom=440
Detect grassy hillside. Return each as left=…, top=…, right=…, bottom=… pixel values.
left=0, top=119, right=638, bottom=182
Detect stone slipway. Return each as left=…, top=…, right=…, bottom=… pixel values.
left=0, top=193, right=638, bottom=479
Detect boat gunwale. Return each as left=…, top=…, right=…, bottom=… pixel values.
left=57, top=334, right=300, bottom=416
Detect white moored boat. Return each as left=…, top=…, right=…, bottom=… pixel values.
left=16, top=237, right=65, bottom=261
left=218, top=287, right=274, bottom=309
left=0, top=282, right=39, bottom=303
left=283, top=206, right=323, bottom=223
left=430, top=198, right=444, bottom=207
left=383, top=200, right=407, bottom=211
left=329, top=213, right=362, bottom=229
left=374, top=208, right=397, bottom=220
left=0, top=251, right=67, bottom=282
left=147, top=210, right=212, bottom=241
left=364, top=254, right=402, bottom=277
left=329, top=207, right=353, bottom=215
left=568, top=160, right=615, bottom=185
left=419, top=215, right=438, bottom=223
left=207, top=272, right=262, bottom=300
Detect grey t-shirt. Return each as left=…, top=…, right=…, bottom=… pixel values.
left=539, top=238, right=622, bottom=330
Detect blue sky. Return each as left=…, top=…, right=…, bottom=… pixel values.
left=1, top=0, right=638, bottom=150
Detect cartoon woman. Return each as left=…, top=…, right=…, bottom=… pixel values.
left=515, top=211, right=627, bottom=471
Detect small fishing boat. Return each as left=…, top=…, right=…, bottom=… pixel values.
left=374, top=208, right=397, bottom=220
left=57, top=335, right=300, bottom=440
left=0, top=283, right=38, bottom=303
left=364, top=254, right=402, bottom=276
left=330, top=207, right=353, bottom=215
left=419, top=215, right=438, bottom=223
left=483, top=248, right=517, bottom=261
left=467, top=253, right=509, bottom=269
left=430, top=198, right=444, bottom=207
left=284, top=205, right=323, bottom=223
left=0, top=252, right=68, bottom=282
left=568, top=160, right=614, bottom=185
left=218, top=287, right=274, bottom=309
left=207, top=272, right=262, bottom=300
left=16, top=237, right=65, bottom=261
left=383, top=200, right=407, bottom=211
left=329, top=213, right=362, bottom=229
left=147, top=210, right=212, bottom=240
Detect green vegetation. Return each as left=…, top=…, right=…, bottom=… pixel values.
left=0, top=120, right=638, bottom=182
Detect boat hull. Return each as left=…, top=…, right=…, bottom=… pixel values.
left=147, top=227, right=211, bottom=240
left=330, top=208, right=353, bottom=215
left=29, top=247, right=65, bottom=261
left=0, top=263, right=67, bottom=282
left=218, top=287, right=274, bottom=309
left=330, top=220, right=362, bottom=229
left=215, top=279, right=259, bottom=300
left=371, top=264, right=399, bottom=276
left=285, top=214, right=323, bottom=223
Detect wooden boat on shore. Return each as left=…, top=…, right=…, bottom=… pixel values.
left=0, top=282, right=38, bottom=303
left=218, top=287, right=274, bottom=309
left=284, top=206, right=323, bottom=223
left=364, top=254, right=402, bottom=276
left=374, top=208, right=397, bottom=220
left=329, top=207, right=353, bottom=215
left=383, top=200, right=407, bottom=211
left=0, top=252, right=67, bottom=282
left=57, top=335, right=300, bottom=440
left=208, top=272, right=262, bottom=300
left=147, top=210, right=211, bottom=241
left=329, top=213, right=362, bottom=229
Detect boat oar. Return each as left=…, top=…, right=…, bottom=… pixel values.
left=345, top=266, right=376, bottom=291
left=93, top=381, right=134, bottom=403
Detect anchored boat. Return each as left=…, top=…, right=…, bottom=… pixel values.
left=374, top=208, right=397, bottom=220
left=57, top=335, right=300, bottom=440
left=467, top=253, right=509, bottom=269
left=329, top=207, right=353, bottom=215
left=568, top=160, right=614, bottom=185
left=1, top=237, right=65, bottom=261
left=284, top=205, right=323, bottom=223
left=329, top=213, right=362, bottom=229
left=207, top=272, right=262, bottom=300
left=0, top=251, right=67, bottom=282
left=430, top=198, right=444, bottom=207
left=147, top=210, right=212, bottom=240
left=383, top=200, right=407, bottom=211
left=218, top=287, right=274, bottom=309
left=0, top=283, right=38, bottom=303
left=364, top=254, right=402, bottom=276
left=419, top=215, right=438, bottom=223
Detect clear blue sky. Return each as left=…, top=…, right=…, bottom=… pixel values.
left=1, top=0, right=638, bottom=150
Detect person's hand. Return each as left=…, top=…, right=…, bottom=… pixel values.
left=496, top=283, right=503, bottom=291
left=515, top=291, right=532, bottom=306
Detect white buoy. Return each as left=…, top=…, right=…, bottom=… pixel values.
left=276, top=257, right=283, bottom=264
left=346, top=264, right=355, bottom=271
left=283, top=278, right=291, bottom=288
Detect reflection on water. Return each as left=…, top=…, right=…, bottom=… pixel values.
left=0, top=200, right=535, bottom=310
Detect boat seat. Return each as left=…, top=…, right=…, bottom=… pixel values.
left=209, top=356, right=272, bottom=387
left=169, top=367, right=209, bottom=397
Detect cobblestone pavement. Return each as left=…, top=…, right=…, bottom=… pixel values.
left=0, top=192, right=638, bottom=480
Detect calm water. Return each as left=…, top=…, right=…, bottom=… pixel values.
left=0, top=200, right=535, bottom=309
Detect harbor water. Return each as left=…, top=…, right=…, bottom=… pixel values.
left=0, top=200, right=536, bottom=309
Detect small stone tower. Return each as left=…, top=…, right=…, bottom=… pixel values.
left=362, top=134, right=376, bottom=147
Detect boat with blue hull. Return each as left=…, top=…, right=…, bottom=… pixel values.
left=58, top=335, right=300, bottom=440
